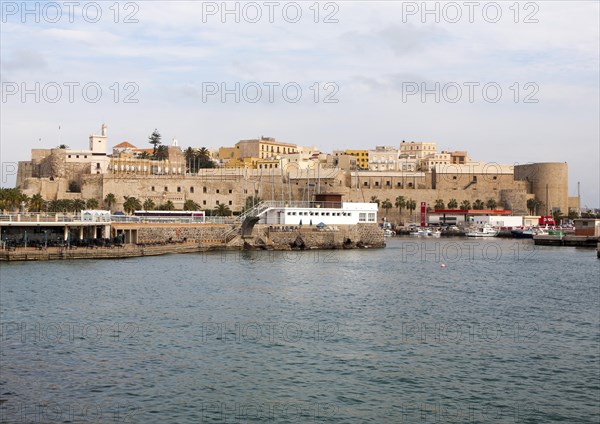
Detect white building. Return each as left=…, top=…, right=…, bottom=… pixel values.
left=259, top=202, right=378, bottom=226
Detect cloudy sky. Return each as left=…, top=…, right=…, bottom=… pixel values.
left=1, top=1, right=598, bottom=206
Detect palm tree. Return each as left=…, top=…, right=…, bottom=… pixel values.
left=527, top=198, right=543, bottom=215
left=72, top=199, right=86, bottom=212
left=244, top=196, right=262, bottom=211
left=214, top=203, right=232, bottom=216
left=447, top=198, right=458, bottom=209
left=0, top=188, right=27, bottom=211
left=183, top=199, right=200, bottom=211
left=370, top=196, right=380, bottom=206
left=155, top=145, right=168, bottom=161
left=104, top=193, right=116, bottom=210
left=123, top=196, right=142, bottom=214
left=486, top=198, right=497, bottom=210
left=552, top=209, right=563, bottom=225
left=49, top=199, right=61, bottom=212
left=406, top=199, right=417, bottom=220
left=29, top=193, right=45, bottom=212
left=460, top=200, right=471, bottom=210
left=473, top=199, right=485, bottom=210
left=381, top=199, right=393, bottom=217
left=143, top=199, right=156, bottom=211
left=395, top=195, right=406, bottom=220
left=434, top=199, right=445, bottom=210
left=160, top=200, right=175, bottom=211
left=86, top=198, right=99, bottom=209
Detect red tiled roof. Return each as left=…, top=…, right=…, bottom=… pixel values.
left=113, top=141, right=137, bottom=149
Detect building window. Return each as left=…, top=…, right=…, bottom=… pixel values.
left=408, top=182, right=413, bottom=188
left=375, top=181, right=379, bottom=187
left=364, top=182, right=368, bottom=187
left=216, top=189, right=220, bottom=194
left=228, top=189, right=232, bottom=194
left=386, top=181, right=391, bottom=186
left=453, top=176, right=457, bottom=180
left=493, top=176, right=497, bottom=180
left=68, top=155, right=71, bottom=158
left=359, top=213, right=366, bottom=222
left=397, top=182, right=402, bottom=188
left=164, top=186, right=168, bottom=192
left=177, top=187, right=181, bottom=193
left=190, top=187, right=194, bottom=193
left=203, top=187, right=207, bottom=193
left=368, top=213, right=376, bottom=222
left=203, top=200, right=206, bottom=205
left=151, top=186, right=155, bottom=191
left=228, top=200, right=232, bottom=205
left=216, top=200, right=219, bottom=205
left=76, top=155, right=80, bottom=158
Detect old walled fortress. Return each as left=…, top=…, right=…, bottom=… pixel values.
left=16, top=124, right=580, bottom=221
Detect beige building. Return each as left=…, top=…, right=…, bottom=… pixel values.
left=369, top=146, right=400, bottom=171
left=400, top=141, right=437, bottom=159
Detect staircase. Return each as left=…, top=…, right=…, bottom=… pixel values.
left=237, top=201, right=272, bottom=223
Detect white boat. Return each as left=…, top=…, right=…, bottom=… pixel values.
left=384, top=229, right=395, bottom=237
left=466, top=224, right=498, bottom=237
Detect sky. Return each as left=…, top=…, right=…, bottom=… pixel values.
left=1, top=1, right=598, bottom=207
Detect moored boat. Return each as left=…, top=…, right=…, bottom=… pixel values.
left=466, top=224, right=498, bottom=237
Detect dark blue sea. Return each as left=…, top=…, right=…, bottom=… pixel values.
left=1, top=237, right=599, bottom=423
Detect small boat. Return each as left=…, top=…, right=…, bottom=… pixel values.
left=466, top=224, right=498, bottom=237
left=383, top=229, right=395, bottom=237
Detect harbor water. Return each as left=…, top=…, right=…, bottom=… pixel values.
left=1, top=238, right=598, bottom=423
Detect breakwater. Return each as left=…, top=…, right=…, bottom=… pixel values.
left=0, top=223, right=385, bottom=261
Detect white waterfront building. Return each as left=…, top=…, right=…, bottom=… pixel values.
left=258, top=201, right=378, bottom=226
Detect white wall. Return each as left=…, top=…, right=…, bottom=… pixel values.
left=260, top=203, right=377, bottom=225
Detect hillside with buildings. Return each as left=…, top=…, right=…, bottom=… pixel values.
left=14, top=124, right=581, bottom=224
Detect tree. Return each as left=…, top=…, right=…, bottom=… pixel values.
left=138, top=151, right=151, bottom=159
left=148, top=129, right=162, bottom=157
left=86, top=198, right=99, bottom=209
left=447, top=198, right=458, bottom=209
left=473, top=199, right=485, bottom=210
left=72, top=199, right=86, bottom=212
left=486, top=198, right=497, bottom=210
left=0, top=188, right=28, bottom=211
left=214, top=203, right=232, bottom=216
left=123, top=196, right=141, bottom=214
left=395, top=195, right=406, bottom=218
left=158, top=200, right=175, bottom=211
left=244, top=196, right=262, bottom=211
left=370, top=196, right=380, bottom=206
left=406, top=199, right=417, bottom=220
left=57, top=144, right=69, bottom=149
left=434, top=199, right=445, bottom=210
left=104, top=193, right=116, bottom=210
left=143, top=199, right=156, bottom=211
left=155, top=145, right=168, bottom=161
left=527, top=198, right=544, bottom=215
left=381, top=199, right=392, bottom=216
left=183, top=199, right=200, bottom=211
left=29, top=193, right=45, bottom=212
left=552, top=209, right=563, bottom=225
left=460, top=200, right=471, bottom=210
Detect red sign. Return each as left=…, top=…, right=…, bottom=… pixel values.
left=420, top=202, right=427, bottom=227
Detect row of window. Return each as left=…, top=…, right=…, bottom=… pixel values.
left=150, top=186, right=235, bottom=194
left=363, top=181, right=414, bottom=188
left=286, top=211, right=352, bottom=217
left=68, top=155, right=88, bottom=159
left=261, top=145, right=296, bottom=154
left=358, top=213, right=376, bottom=222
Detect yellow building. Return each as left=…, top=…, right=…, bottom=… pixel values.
left=344, top=150, right=369, bottom=169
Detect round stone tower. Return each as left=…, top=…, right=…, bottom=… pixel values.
left=514, top=163, right=568, bottom=214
